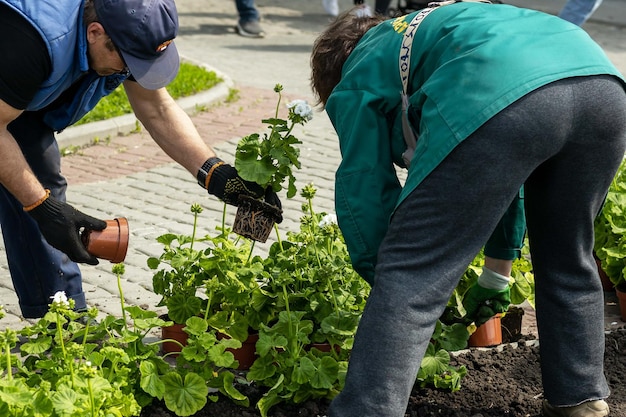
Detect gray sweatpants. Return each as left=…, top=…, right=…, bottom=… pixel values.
left=328, top=75, right=626, bottom=416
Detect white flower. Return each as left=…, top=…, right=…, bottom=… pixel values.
left=319, top=213, right=337, bottom=228
left=287, top=99, right=313, bottom=121
left=51, top=291, right=69, bottom=306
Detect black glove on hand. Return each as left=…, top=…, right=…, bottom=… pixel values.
left=26, top=191, right=107, bottom=265
left=198, top=157, right=283, bottom=222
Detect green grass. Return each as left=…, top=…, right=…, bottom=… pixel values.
left=74, top=62, right=222, bottom=125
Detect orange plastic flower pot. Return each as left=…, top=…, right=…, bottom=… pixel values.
left=468, top=314, right=502, bottom=347
left=82, top=217, right=129, bottom=263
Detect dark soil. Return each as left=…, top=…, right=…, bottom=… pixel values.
left=140, top=327, right=626, bottom=417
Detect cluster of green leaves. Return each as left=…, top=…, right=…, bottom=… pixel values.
left=75, top=62, right=222, bottom=125
left=0, top=264, right=241, bottom=417
left=416, top=321, right=468, bottom=392
left=234, top=84, right=308, bottom=198
left=245, top=184, right=368, bottom=416
left=148, top=203, right=273, bottom=340
left=594, top=158, right=626, bottom=290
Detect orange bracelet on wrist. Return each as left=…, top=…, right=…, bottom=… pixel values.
left=23, top=189, right=51, bottom=212
left=204, top=161, right=224, bottom=190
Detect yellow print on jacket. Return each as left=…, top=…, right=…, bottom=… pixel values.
left=392, top=16, right=409, bottom=34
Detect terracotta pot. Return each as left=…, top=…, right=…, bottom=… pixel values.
left=232, top=195, right=282, bottom=243
left=161, top=321, right=188, bottom=355
left=218, top=332, right=259, bottom=370
left=82, top=217, right=129, bottom=263
left=594, top=253, right=614, bottom=291
left=615, top=287, right=626, bottom=322
left=468, top=314, right=502, bottom=347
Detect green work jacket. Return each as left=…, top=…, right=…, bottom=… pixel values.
left=326, top=2, right=624, bottom=283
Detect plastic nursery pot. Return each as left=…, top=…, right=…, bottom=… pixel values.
left=161, top=321, right=188, bottom=356
left=468, top=314, right=502, bottom=347
left=81, top=217, right=129, bottom=263
left=232, top=195, right=283, bottom=243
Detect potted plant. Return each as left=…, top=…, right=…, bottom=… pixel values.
left=233, top=83, right=312, bottom=242
left=594, top=158, right=626, bottom=320
left=148, top=202, right=266, bottom=359
left=148, top=203, right=211, bottom=352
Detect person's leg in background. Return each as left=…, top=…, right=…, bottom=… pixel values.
left=234, top=0, right=265, bottom=38
left=0, top=111, right=84, bottom=318
left=374, top=0, right=392, bottom=15
left=558, top=0, right=603, bottom=26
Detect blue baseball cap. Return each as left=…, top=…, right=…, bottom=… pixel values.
left=95, top=0, right=180, bottom=89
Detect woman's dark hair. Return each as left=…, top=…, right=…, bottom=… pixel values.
left=311, top=10, right=385, bottom=107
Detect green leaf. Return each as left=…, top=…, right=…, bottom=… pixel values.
left=292, top=356, right=316, bottom=385
left=419, top=344, right=452, bottom=378
left=0, top=379, right=35, bottom=409
left=147, top=257, right=161, bottom=269
left=166, top=294, right=202, bottom=324
left=256, top=374, right=285, bottom=417
left=433, top=365, right=467, bottom=392
left=436, top=322, right=469, bottom=352
left=162, top=372, right=209, bottom=417
left=184, top=316, right=209, bottom=335
left=140, top=361, right=165, bottom=400
left=310, top=356, right=340, bottom=389
left=216, top=371, right=249, bottom=405
left=51, top=386, right=82, bottom=416
left=20, top=336, right=52, bottom=354
left=247, top=353, right=277, bottom=381
left=320, top=311, right=359, bottom=336
left=31, top=389, right=54, bottom=417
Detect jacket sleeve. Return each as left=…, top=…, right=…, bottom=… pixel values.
left=327, top=89, right=403, bottom=284
left=484, top=187, right=526, bottom=260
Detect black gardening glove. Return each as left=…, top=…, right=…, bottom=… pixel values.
left=197, top=157, right=283, bottom=222
left=26, top=191, right=107, bottom=265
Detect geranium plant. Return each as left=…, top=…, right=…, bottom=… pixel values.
left=234, top=83, right=312, bottom=199
left=594, top=158, right=626, bottom=291
left=231, top=84, right=313, bottom=242
left=149, top=203, right=212, bottom=325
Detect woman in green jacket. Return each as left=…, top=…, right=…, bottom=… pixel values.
left=310, top=2, right=626, bottom=416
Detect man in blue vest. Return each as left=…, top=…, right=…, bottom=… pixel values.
left=0, top=0, right=279, bottom=318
